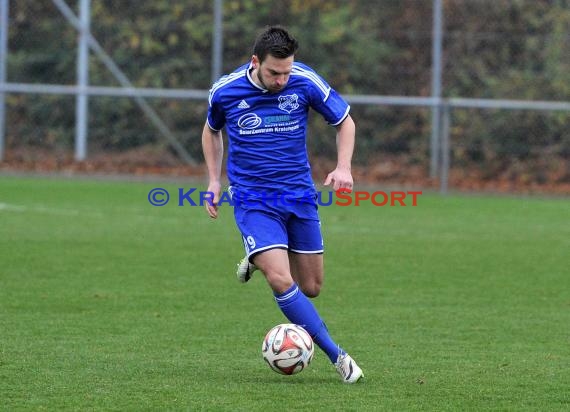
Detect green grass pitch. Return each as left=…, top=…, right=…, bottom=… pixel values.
left=1, top=176, right=569, bottom=411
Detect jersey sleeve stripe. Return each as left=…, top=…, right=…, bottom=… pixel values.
left=208, top=69, right=247, bottom=106
left=206, top=118, right=221, bottom=132
left=330, top=106, right=351, bottom=126
left=291, top=67, right=331, bottom=101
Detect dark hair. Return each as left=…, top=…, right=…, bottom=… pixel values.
left=253, top=26, right=299, bottom=62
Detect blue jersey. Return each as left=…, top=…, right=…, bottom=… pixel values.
left=207, top=61, right=350, bottom=196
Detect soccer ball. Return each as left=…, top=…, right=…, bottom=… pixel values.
left=261, top=323, right=314, bottom=375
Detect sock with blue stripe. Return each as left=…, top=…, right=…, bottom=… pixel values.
left=274, top=283, right=345, bottom=363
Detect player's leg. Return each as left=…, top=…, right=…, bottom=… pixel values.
left=284, top=216, right=346, bottom=363
left=286, top=201, right=325, bottom=297
left=263, top=248, right=363, bottom=382
left=286, top=204, right=364, bottom=383
left=233, top=200, right=363, bottom=382
left=288, top=252, right=323, bottom=298
left=254, top=248, right=344, bottom=363
left=252, top=248, right=293, bottom=293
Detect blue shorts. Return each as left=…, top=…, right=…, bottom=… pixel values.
left=231, top=190, right=324, bottom=260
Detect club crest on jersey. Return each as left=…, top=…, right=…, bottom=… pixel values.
left=278, top=94, right=299, bottom=113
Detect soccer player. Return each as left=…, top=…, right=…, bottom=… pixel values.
left=201, top=25, right=363, bottom=383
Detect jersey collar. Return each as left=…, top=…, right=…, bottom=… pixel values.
left=246, top=62, right=269, bottom=93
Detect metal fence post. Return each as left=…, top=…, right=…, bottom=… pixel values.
left=75, top=0, right=90, bottom=161
left=430, top=0, right=443, bottom=178
left=211, top=0, right=223, bottom=84
left=440, top=103, right=451, bottom=194
left=0, top=0, right=9, bottom=161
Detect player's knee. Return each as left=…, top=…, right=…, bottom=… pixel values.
left=263, top=271, right=294, bottom=294
left=303, top=287, right=320, bottom=298
left=300, top=279, right=322, bottom=298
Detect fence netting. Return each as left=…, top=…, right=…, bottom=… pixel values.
left=2, top=0, right=569, bottom=193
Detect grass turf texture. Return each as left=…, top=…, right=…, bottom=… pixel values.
left=0, top=176, right=569, bottom=411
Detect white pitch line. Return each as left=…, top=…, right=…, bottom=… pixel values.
left=0, top=202, right=94, bottom=217
left=0, top=202, right=28, bottom=212
left=0, top=202, right=195, bottom=224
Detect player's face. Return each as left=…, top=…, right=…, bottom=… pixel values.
left=253, top=55, right=293, bottom=93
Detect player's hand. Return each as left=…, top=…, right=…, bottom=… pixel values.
left=204, top=182, right=222, bottom=219
left=324, top=167, right=353, bottom=192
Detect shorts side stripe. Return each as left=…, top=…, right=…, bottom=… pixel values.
left=246, top=244, right=289, bottom=258
left=288, top=248, right=324, bottom=254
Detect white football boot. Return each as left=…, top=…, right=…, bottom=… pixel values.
left=335, top=353, right=364, bottom=384
left=236, top=257, right=257, bottom=283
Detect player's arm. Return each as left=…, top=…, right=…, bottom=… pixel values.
left=201, top=122, right=224, bottom=218
left=324, top=114, right=355, bottom=191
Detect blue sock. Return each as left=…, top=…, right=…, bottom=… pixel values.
left=274, top=283, right=345, bottom=363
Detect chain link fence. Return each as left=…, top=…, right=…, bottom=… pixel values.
left=1, top=0, right=568, bottom=193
